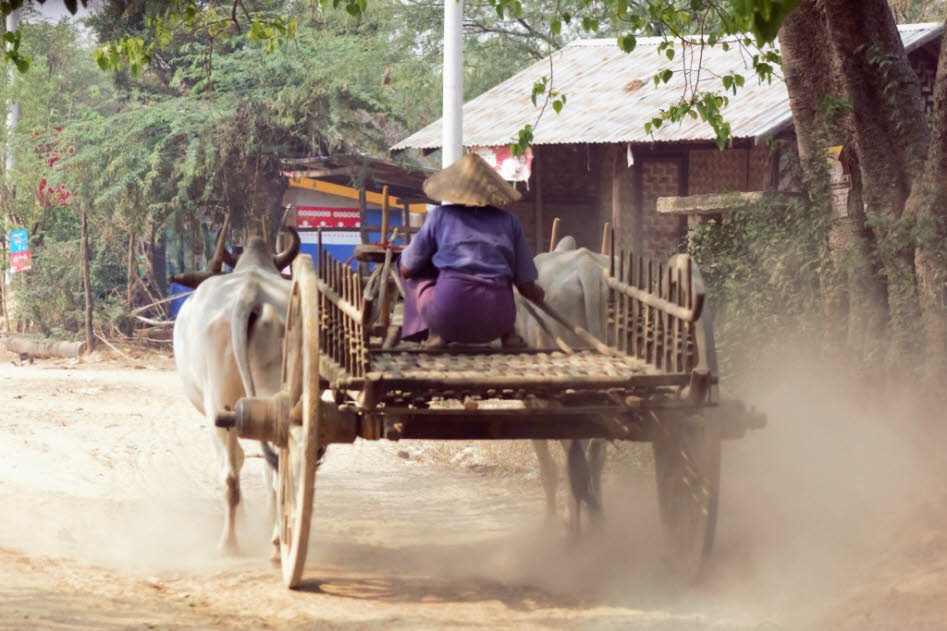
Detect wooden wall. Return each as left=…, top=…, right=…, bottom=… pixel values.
left=513, top=141, right=782, bottom=262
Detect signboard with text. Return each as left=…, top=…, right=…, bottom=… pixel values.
left=296, top=206, right=360, bottom=229
left=10, top=250, right=31, bottom=272
left=7, top=228, right=32, bottom=272
left=9, top=229, right=28, bottom=253
left=8, top=229, right=31, bottom=272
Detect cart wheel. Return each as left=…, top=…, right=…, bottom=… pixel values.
left=652, top=411, right=721, bottom=581
left=277, top=254, right=321, bottom=589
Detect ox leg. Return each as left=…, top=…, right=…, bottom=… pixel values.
left=586, top=438, right=607, bottom=530
left=564, top=439, right=588, bottom=542
left=531, top=439, right=559, bottom=524
left=262, top=451, right=280, bottom=564
left=213, top=423, right=245, bottom=555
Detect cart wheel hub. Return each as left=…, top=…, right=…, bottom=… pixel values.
left=216, top=393, right=293, bottom=447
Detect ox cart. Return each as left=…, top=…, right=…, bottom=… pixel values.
left=216, top=231, right=765, bottom=589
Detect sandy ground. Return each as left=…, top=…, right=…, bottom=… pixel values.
left=0, top=352, right=945, bottom=630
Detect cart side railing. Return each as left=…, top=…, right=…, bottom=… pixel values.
left=605, top=246, right=716, bottom=403
left=315, top=233, right=370, bottom=379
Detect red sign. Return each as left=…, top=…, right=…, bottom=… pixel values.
left=10, top=250, right=31, bottom=272
left=296, top=206, right=360, bottom=229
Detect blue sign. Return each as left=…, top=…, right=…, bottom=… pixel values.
left=8, top=229, right=28, bottom=254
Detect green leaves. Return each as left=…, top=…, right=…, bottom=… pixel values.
left=93, top=37, right=151, bottom=77
left=509, top=123, right=533, bottom=157
left=551, top=92, right=566, bottom=113
left=531, top=76, right=548, bottom=106
left=618, top=33, right=637, bottom=53
left=652, top=67, right=674, bottom=85
left=721, top=72, right=745, bottom=94
left=728, top=0, right=800, bottom=46
left=247, top=16, right=298, bottom=52
left=2, top=29, right=30, bottom=74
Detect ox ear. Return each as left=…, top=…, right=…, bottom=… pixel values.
left=273, top=226, right=301, bottom=271
left=170, top=271, right=215, bottom=289
left=554, top=235, right=577, bottom=252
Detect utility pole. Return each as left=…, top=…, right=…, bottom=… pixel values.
left=442, top=0, right=463, bottom=167
left=5, top=8, right=18, bottom=176
left=1, top=8, right=20, bottom=333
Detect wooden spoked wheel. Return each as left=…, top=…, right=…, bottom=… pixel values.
left=652, top=411, right=721, bottom=581
left=277, top=254, right=321, bottom=589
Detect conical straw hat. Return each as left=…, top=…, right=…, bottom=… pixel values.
left=423, top=153, right=522, bottom=207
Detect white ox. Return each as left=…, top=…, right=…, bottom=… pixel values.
left=172, top=229, right=299, bottom=556
left=515, top=236, right=609, bottom=538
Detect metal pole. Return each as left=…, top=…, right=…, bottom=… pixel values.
left=442, top=0, right=463, bottom=168
left=5, top=8, right=19, bottom=177
left=2, top=9, right=20, bottom=333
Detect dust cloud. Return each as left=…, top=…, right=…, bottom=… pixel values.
left=1, top=357, right=943, bottom=629
left=346, top=341, right=946, bottom=629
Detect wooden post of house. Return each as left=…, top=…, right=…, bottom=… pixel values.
left=533, top=147, right=544, bottom=250
left=401, top=202, right=410, bottom=244
left=357, top=185, right=369, bottom=276
left=610, top=146, right=623, bottom=254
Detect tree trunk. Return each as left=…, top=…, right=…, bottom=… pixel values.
left=778, top=2, right=887, bottom=361
left=0, top=240, right=7, bottom=332
left=154, top=230, right=167, bottom=295
left=906, top=24, right=947, bottom=380
left=781, top=0, right=932, bottom=379
left=266, top=176, right=290, bottom=249
left=4, top=336, right=84, bottom=358
left=143, top=218, right=169, bottom=303
left=125, top=230, right=136, bottom=310
left=189, top=215, right=205, bottom=271
left=820, top=0, right=929, bottom=371
left=79, top=207, right=95, bottom=354
left=779, top=3, right=836, bottom=165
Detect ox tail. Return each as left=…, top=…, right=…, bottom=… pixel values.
left=230, top=283, right=279, bottom=472
left=231, top=283, right=259, bottom=400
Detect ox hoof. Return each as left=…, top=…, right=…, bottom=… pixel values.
left=270, top=532, right=282, bottom=566
left=217, top=537, right=240, bottom=557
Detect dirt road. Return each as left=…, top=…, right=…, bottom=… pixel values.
left=0, top=355, right=945, bottom=630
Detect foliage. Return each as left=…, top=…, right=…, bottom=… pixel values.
left=0, top=0, right=792, bottom=155
left=4, top=0, right=553, bottom=335
left=12, top=206, right=127, bottom=337
left=687, top=189, right=836, bottom=381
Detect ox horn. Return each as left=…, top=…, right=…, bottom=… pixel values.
left=272, top=226, right=301, bottom=271
left=211, top=214, right=237, bottom=271
left=170, top=271, right=216, bottom=289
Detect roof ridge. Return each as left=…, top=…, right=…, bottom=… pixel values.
left=566, top=21, right=941, bottom=48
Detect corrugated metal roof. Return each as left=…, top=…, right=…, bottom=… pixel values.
left=392, top=22, right=943, bottom=151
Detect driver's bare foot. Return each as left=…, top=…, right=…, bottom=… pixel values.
left=501, top=332, right=527, bottom=349
left=423, top=334, right=448, bottom=349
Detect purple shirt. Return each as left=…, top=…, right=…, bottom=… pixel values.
left=400, top=204, right=539, bottom=284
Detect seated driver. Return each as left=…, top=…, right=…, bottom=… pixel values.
left=398, top=153, right=544, bottom=348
